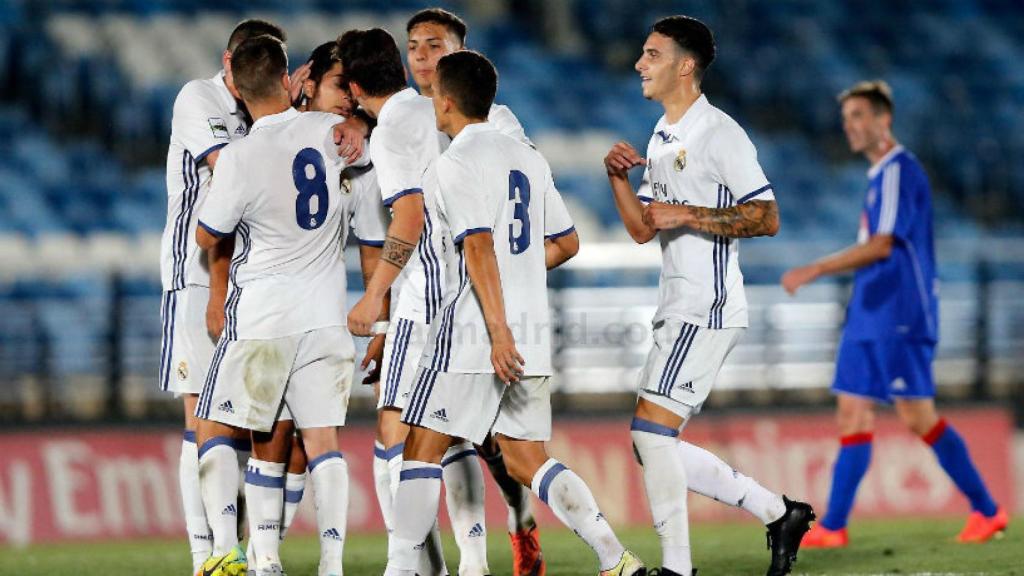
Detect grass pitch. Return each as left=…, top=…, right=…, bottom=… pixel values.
left=3, top=518, right=1020, bottom=575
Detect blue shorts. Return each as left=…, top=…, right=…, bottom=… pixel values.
left=832, top=337, right=936, bottom=403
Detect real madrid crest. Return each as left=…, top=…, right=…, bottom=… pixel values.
left=674, top=148, right=687, bottom=171
left=177, top=360, right=189, bottom=381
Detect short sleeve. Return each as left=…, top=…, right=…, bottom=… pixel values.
left=875, top=161, right=915, bottom=239
left=636, top=160, right=654, bottom=204
left=369, top=125, right=426, bottom=207
left=543, top=172, right=575, bottom=239
left=488, top=104, right=533, bottom=147
left=437, top=155, right=496, bottom=244
left=711, top=123, right=775, bottom=204
left=172, top=81, right=231, bottom=164
left=197, top=146, right=245, bottom=237
left=348, top=165, right=389, bottom=247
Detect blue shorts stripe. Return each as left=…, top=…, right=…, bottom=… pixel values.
left=399, top=467, right=442, bottom=481
left=384, top=320, right=412, bottom=406
left=158, top=291, right=177, bottom=392
left=630, top=416, right=679, bottom=437
left=538, top=462, right=568, bottom=504
left=664, top=324, right=699, bottom=394
left=441, top=449, right=478, bottom=467
left=658, top=323, right=695, bottom=395
left=406, top=368, right=438, bottom=426
left=197, top=338, right=229, bottom=418
left=307, top=451, right=344, bottom=472
left=245, top=468, right=286, bottom=488
left=198, top=436, right=234, bottom=460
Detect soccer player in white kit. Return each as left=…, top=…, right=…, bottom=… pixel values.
left=160, top=18, right=284, bottom=573
left=192, top=35, right=365, bottom=576
left=604, top=16, right=814, bottom=576
left=385, top=50, right=643, bottom=576
left=400, top=10, right=547, bottom=576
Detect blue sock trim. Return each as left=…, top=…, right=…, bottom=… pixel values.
left=538, top=462, right=568, bottom=504
left=284, top=488, right=304, bottom=503
left=198, top=436, right=234, bottom=459
left=307, top=451, right=344, bottom=472
left=230, top=437, right=252, bottom=452
left=630, top=416, right=678, bottom=438
left=384, top=443, right=405, bottom=461
left=442, top=449, right=477, bottom=467
left=374, top=445, right=386, bottom=459
left=399, top=466, right=442, bottom=481
left=183, top=430, right=197, bottom=443
left=245, top=466, right=286, bottom=489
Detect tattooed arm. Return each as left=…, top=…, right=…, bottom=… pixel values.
left=641, top=199, right=780, bottom=238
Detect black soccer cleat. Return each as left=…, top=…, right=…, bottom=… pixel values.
left=765, top=495, right=816, bottom=576
left=647, top=569, right=697, bottom=576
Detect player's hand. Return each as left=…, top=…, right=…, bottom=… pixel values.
left=361, top=333, right=386, bottom=385
left=490, top=327, right=525, bottom=384
left=206, top=301, right=225, bottom=342
left=604, top=141, right=645, bottom=177
left=642, top=201, right=689, bottom=230
left=334, top=122, right=365, bottom=165
left=348, top=295, right=382, bottom=337
left=781, top=265, right=818, bottom=296
left=289, top=61, right=312, bottom=105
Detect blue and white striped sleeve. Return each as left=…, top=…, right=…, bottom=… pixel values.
left=875, top=162, right=902, bottom=236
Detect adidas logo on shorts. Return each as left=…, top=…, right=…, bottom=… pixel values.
left=678, top=381, right=694, bottom=393
left=322, top=527, right=342, bottom=541
left=430, top=408, right=449, bottom=423
left=222, top=504, right=237, bottom=516
left=468, top=523, right=484, bottom=538
left=218, top=400, right=235, bottom=414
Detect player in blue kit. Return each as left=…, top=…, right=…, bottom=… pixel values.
left=783, top=80, right=1008, bottom=547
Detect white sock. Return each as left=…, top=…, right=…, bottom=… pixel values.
left=677, top=440, right=786, bottom=524
left=385, top=447, right=446, bottom=576
left=530, top=458, right=624, bottom=571
left=180, top=432, right=212, bottom=572
left=482, top=446, right=536, bottom=533
left=310, top=451, right=348, bottom=576
left=198, top=438, right=240, bottom=556
left=442, top=442, right=489, bottom=576
left=281, top=471, right=306, bottom=539
left=232, top=438, right=252, bottom=543
left=631, top=419, right=691, bottom=575
left=245, top=458, right=285, bottom=569
left=386, top=461, right=442, bottom=573
left=374, top=441, right=395, bottom=531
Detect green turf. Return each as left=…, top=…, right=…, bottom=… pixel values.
left=2, top=518, right=1019, bottom=575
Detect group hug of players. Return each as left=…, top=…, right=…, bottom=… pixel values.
left=161, top=7, right=1008, bottom=576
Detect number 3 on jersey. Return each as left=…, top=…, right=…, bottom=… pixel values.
left=509, top=170, right=531, bottom=254
left=292, top=147, right=329, bottom=230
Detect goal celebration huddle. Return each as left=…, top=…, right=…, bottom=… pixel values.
left=160, top=8, right=1007, bottom=576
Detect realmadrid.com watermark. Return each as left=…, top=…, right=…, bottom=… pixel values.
left=394, top=312, right=654, bottom=348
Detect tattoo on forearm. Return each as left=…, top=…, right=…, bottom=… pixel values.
left=684, top=200, right=779, bottom=238
left=381, top=235, right=416, bottom=269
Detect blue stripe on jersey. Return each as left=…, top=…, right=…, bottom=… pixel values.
left=659, top=323, right=698, bottom=396
left=158, top=291, right=177, bottom=392
left=545, top=226, right=575, bottom=240
left=197, top=220, right=229, bottom=238
left=430, top=249, right=467, bottom=372
left=195, top=142, right=228, bottom=165
left=224, top=222, right=252, bottom=341
left=453, top=227, right=492, bottom=244
left=171, top=151, right=201, bottom=290
left=382, top=187, right=423, bottom=207
left=422, top=208, right=443, bottom=322
left=197, top=338, right=230, bottom=419
left=736, top=183, right=773, bottom=204
left=707, top=185, right=732, bottom=328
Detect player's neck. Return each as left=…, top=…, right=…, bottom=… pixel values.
left=246, top=96, right=291, bottom=124
left=864, top=137, right=898, bottom=166
left=662, top=86, right=702, bottom=124
left=445, top=116, right=485, bottom=139
left=360, top=92, right=397, bottom=119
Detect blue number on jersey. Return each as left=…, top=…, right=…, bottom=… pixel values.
left=508, top=170, right=531, bottom=254
left=292, top=147, right=329, bottom=230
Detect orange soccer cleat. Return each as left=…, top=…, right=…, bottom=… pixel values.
left=957, top=508, right=1009, bottom=543
left=800, top=524, right=849, bottom=548
left=510, top=526, right=546, bottom=576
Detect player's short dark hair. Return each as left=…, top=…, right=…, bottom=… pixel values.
left=307, top=41, right=340, bottom=86
left=435, top=50, right=496, bottom=119
left=231, top=35, right=288, bottom=102
left=227, top=18, right=286, bottom=52
left=652, top=16, right=716, bottom=81
left=335, top=28, right=408, bottom=98
left=838, top=80, right=894, bottom=115
left=407, top=8, right=468, bottom=46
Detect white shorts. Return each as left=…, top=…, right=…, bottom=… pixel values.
left=637, top=319, right=744, bottom=418
left=159, top=287, right=217, bottom=397
left=377, top=318, right=430, bottom=410
left=401, top=367, right=552, bottom=445
left=196, top=327, right=355, bottom=432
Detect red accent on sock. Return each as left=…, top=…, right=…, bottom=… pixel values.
left=840, top=432, right=874, bottom=446
left=922, top=418, right=948, bottom=445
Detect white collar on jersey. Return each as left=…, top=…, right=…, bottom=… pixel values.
left=377, top=87, right=420, bottom=124
left=867, top=144, right=905, bottom=179
left=450, top=121, right=495, bottom=146
left=249, top=107, right=300, bottom=132
left=659, top=93, right=711, bottom=134
left=211, top=70, right=239, bottom=114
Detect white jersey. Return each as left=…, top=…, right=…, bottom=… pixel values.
left=343, top=160, right=390, bottom=248
left=197, top=108, right=377, bottom=340
left=162, top=71, right=248, bottom=291
left=424, top=122, right=574, bottom=375
left=637, top=94, right=775, bottom=329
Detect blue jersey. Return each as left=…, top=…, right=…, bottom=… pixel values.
left=844, top=146, right=939, bottom=343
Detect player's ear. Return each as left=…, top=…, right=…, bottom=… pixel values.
left=280, top=72, right=291, bottom=94
left=304, top=78, right=316, bottom=99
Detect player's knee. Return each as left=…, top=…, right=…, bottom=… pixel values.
left=836, top=401, right=874, bottom=435
left=895, top=401, right=938, bottom=436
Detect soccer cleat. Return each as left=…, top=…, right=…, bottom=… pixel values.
left=196, top=544, right=248, bottom=576
left=510, top=526, right=546, bottom=576
left=765, top=496, right=816, bottom=576
left=254, top=564, right=285, bottom=576
left=598, top=550, right=646, bottom=576
left=956, top=507, right=1008, bottom=543
left=800, top=524, right=848, bottom=548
